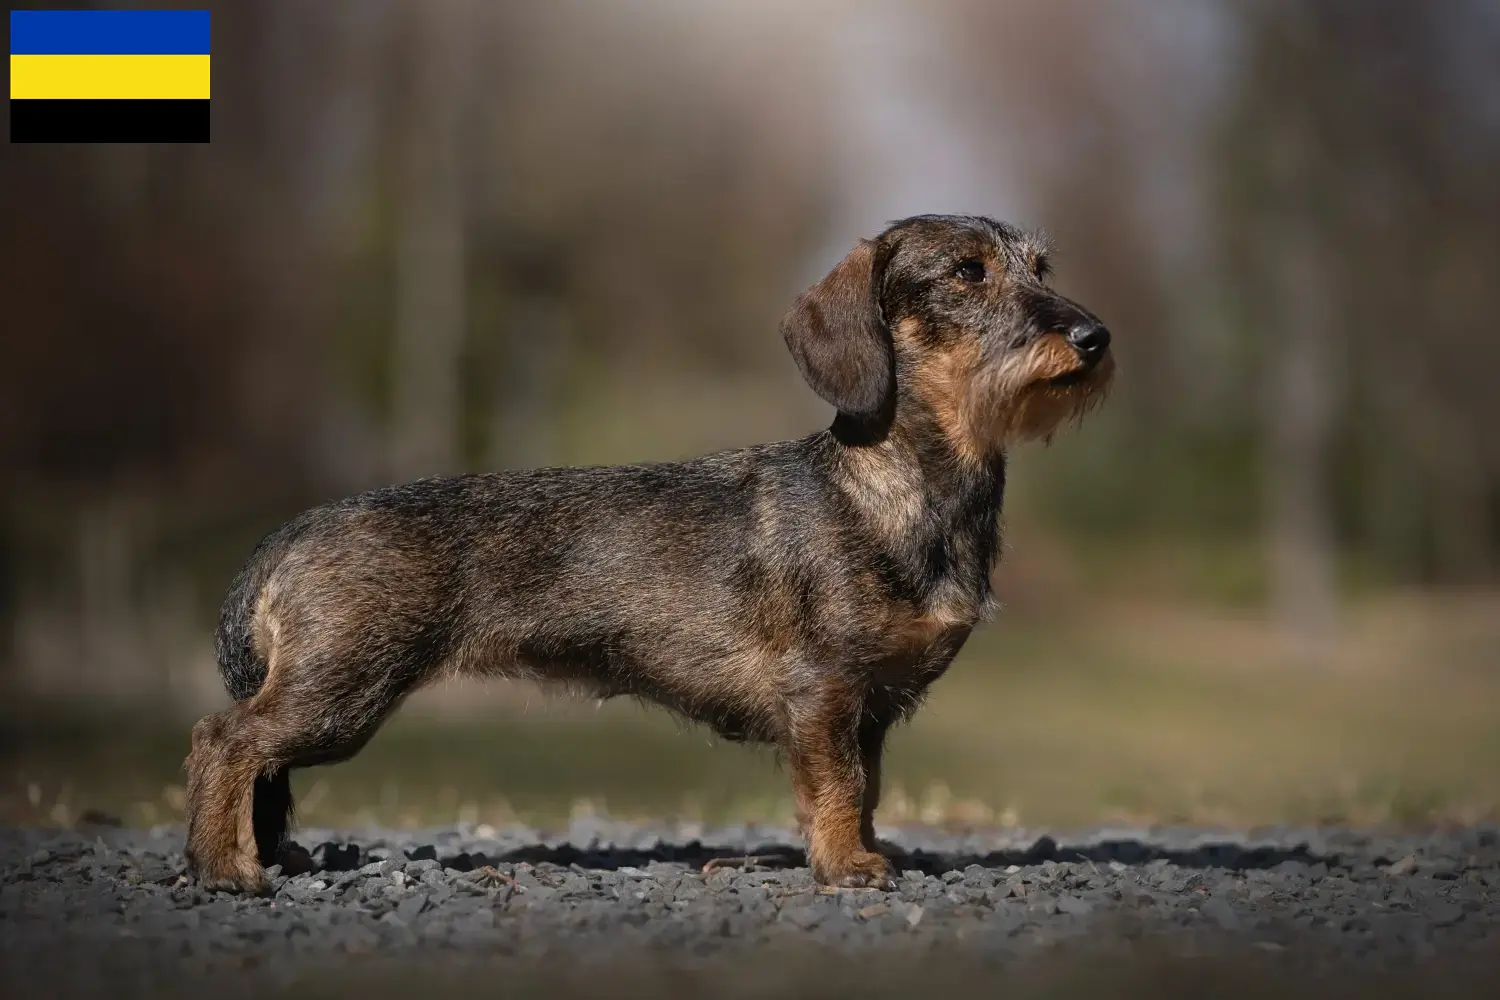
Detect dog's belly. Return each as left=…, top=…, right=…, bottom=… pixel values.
left=486, top=598, right=974, bottom=743
left=498, top=618, right=783, bottom=742
left=629, top=650, right=783, bottom=744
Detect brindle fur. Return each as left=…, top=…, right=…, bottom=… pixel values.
left=185, top=214, right=1113, bottom=893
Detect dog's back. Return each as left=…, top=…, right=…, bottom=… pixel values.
left=219, top=436, right=845, bottom=733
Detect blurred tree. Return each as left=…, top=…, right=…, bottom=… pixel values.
left=1221, top=0, right=1500, bottom=598
left=1219, top=1, right=1344, bottom=642
left=390, top=0, right=470, bottom=481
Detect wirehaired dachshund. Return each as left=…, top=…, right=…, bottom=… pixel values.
left=185, top=214, right=1114, bottom=893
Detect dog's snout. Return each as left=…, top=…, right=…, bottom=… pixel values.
left=1066, top=320, right=1110, bottom=359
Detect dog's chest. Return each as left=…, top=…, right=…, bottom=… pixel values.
left=866, top=604, right=974, bottom=689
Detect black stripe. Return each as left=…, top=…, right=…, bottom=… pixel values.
left=10, top=99, right=209, bottom=143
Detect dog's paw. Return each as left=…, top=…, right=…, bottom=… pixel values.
left=191, top=854, right=269, bottom=895
left=816, top=850, right=896, bottom=891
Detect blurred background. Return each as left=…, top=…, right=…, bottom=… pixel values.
left=3, top=0, right=1499, bottom=835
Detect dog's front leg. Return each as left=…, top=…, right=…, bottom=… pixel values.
left=784, top=684, right=896, bottom=890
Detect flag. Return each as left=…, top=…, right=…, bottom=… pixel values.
left=10, top=9, right=210, bottom=142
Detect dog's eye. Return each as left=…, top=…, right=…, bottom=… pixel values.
left=955, top=259, right=986, bottom=283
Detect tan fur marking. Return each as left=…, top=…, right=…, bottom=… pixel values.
left=896, top=318, right=988, bottom=464
left=1026, top=333, right=1086, bottom=382
left=250, top=583, right=281, bottom=691
left=884, top=599, right=974, bottom=656
left=870, top=603, right=973, bottom=687
left=895, top=323, right=1112, bottom=461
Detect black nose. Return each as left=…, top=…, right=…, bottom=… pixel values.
left=1067, top=320, right=1111, bottom=358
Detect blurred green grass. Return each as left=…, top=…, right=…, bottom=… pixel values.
left=5, top=594, right=1500, bottom=832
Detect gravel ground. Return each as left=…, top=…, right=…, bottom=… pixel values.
left=4, top=820, right=1499, bottom=997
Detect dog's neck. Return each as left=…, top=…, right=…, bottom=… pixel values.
left=827, top=408, right=1006, bottom=619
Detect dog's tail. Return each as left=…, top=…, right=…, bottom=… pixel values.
left=214, top=523, right=300, bottom=864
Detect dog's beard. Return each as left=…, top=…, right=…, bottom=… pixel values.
left=972, top=337, right=1114, bottom=446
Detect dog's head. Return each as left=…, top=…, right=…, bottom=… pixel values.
left=782, top=214, right=1113, bottom=461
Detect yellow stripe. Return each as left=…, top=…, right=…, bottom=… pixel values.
left=10, top=55, right=210, bottom=100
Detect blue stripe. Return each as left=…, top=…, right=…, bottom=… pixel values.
left=10, top=10, right=210, bottom=55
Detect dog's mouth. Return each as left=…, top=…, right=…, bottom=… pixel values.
left=992, top=336, right=1114, bottom=445
left=1042, top=368, right=1090, bottom=388
left=1039, top=348, right=1110, bottom=389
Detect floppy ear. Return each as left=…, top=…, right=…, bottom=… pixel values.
left=780, top=239, right=894, bottom=423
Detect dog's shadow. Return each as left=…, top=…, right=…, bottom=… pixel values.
left=290, top=833, right=1344, bottom=878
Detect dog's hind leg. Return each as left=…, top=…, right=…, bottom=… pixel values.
left=186, top=652, right=423, bottom=893
left=185, top=704, right=268, bottom=892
